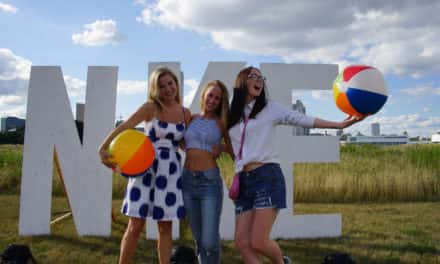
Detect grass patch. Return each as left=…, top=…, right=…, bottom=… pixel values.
left=2, top=144, right=439, bottom=203
left=294, top=144, right=440, bottom=203
left=1, top=195, right=439, bottom=263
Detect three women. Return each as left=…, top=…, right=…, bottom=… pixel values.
left=100, top=65, right=364, bottom=264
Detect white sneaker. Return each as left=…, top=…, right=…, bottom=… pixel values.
left=283, top=255, right=292, bottom=264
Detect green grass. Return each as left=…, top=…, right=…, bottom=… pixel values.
left=1, top=195, right=439, bottom=263
left=294, top=144, right=440, bottom=203
left=1, top=143, right=439, bottom=263
left=2, top=144, right=439, bottom=203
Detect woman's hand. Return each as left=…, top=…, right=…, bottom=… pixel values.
left=340, top=115, right=366, bottom=128
left=212, top=144, right=222, bottom=159
left=98, top=148, right=117, bottom=169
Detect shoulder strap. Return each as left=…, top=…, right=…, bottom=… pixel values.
left=237, top=117, right=249, bottom=160
left=181, top=107, right=186, bottom=123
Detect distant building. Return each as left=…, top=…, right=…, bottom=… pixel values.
left=1, top=116, right=25, bottom=132
left=76, top=103, right=85, bottom=122
left=346, top=135, right=408, bottom=145
left=292, top=100, right=310, bottom=136
left=336, top=129, right=343, bottom=137
left=371, top=123, right=380, bottom=136
left=432, top=131, right=440, bottom=143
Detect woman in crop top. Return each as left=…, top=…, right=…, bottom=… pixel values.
left=182, top=80, right=230, bottom=264
left=227, top=67, right=364, bottom=264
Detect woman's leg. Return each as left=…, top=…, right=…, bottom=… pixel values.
left=250, top=208, right=283, bottom=264
left=198, top=182, right=223, bottom=264
left=235, top=210, right=262, bottom=264
left=157, top=221, right=173, bottom=264
left=119, top=217, right=146, bottom=264
left=182, top=169, right=202, bottom=257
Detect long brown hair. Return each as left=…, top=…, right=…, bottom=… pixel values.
left=227, top=66, right=267, bottom=129
left=201, top=80, right=229, bottom=127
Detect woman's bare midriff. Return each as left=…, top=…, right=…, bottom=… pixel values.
left=184, top=149, right=218, bottom=171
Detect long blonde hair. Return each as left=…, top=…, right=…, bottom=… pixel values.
left=201, top=80, right=229, bottom=127
left=148, top=67, right=181, bottom=110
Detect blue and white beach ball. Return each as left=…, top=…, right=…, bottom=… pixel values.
left=333, top=65, right=388, bottom=117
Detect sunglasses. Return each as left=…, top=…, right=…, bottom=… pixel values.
left=247, top=73, right=266, bottom=81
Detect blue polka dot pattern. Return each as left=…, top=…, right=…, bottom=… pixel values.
left=165, top=133, right=174, bottom=141
left=153, top=206, right=165, bottom=220
left=160, top=150, right=170, bottom=160
left=149, top=188, right=155, bottom=202
left=169, top=162, right=177, bottom=175
left=139, top=204, right=149, bottom=218
left=165, top=192, right=176, bottom=206
left=143, top=173, right=152, bottom=187
left=152, top=159, right=158, bottom=173
left=176, top=123, right=185, bottom=131
left=176, top=178, right=182, bottom=189
left=130, top=187, right=141, bottom=202
left=177, top=206, right=186, bottom=218
left=156, top=176, right=168, bottom=189
left=149, top=128, right=158, bottom=142
left=121, top=118, right=185, bottom=220
left=158, top=120, right=168, bottom=128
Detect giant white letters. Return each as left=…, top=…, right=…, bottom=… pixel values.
left=19, top=66, right=117, bottom=236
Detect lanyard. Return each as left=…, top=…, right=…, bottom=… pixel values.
left=237, top=117, right=249, bottom=160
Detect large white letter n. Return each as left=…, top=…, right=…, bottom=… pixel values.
left=19, top=66, right=118, bottom=236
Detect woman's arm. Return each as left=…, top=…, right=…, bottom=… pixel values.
left=313, top=115, right=365, bottom=129
left=98, top=102, right=155, bottom=168
left=179, top=109, right=193, bottom=151
left=219, top=120, right=235, bottom=159
left=272, top=100, right=365, bottom=129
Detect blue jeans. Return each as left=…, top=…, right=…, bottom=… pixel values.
left=182, top=167, right=223, bottom=264
left=234, top=163, right=287, bottom=215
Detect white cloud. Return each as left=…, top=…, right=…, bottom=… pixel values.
left=0, top=2, right=17, bottom=13
left=311, top=90, right=332, bottom=101
left=0, top=95, right=24, bottom=105
left=133, top=0, right=147, bottom=6
left=0, top=49, right=31, bottom=81
left=64, top=75, right=86, bottom=98
left=0, top=105, right=25, bottom=118
left=72, top=20, right=124, bottom=47
left=117, top=80, right=147, bottom=95
left=137, top=1, right=440, bottom=77
left=401, top=85, right=440, bottom=96
left=183, top=78, right=199, bottom=107
left=345, top=114, right=440, bottom=137
left=0, top=49, right=29, bottom=118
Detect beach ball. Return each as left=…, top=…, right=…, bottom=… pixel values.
left=333, top=65, right=388, bottom=117
left=108, top=129, right=155, bottom=177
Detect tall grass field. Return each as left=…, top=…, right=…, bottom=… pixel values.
left=0, top=144, right=439, bottom=263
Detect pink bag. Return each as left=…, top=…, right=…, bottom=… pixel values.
left=228, top=117, right=248, bottom=200
left=228, top=173, right=240, bottom=200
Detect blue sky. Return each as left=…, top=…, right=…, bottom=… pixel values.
left=1, top=0, right=439, bottom=137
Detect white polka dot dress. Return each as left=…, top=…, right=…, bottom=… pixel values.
left=121, top=118, right=186, bottom=221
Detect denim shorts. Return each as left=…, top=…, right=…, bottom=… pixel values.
left=234, top=163, right=286, bottom=215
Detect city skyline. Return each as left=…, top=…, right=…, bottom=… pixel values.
left=1, top=1, right=439, bottom=137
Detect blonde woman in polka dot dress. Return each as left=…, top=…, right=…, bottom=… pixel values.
left=99, top=67, right=191, bottom=264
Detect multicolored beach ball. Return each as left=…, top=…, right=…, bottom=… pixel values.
left=333, top=65, right=388, bottom=117
left=108, top=129, right=155, bottom=177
